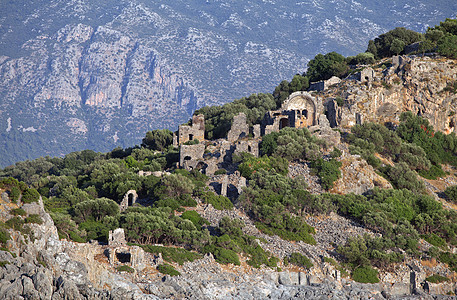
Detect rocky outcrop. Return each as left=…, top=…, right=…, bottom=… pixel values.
left=323, top=56, right=457, bottom=134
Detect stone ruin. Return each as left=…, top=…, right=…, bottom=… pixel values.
left=175, top=114, right=205, bottom=146
left=179, top=143, right=205, bottom=171
left=262, top=91, right=321, bottom=135
left=219, top=173, right=247, bottom=199
left=119, top=190, right=138, bottom=212
left=105, top=228, right=146, bottom=272
left=308, top=76, right=341, bottom=92
left=227, top=112, right=249, bottom=142
left=108, top=228, right=126, bottom=246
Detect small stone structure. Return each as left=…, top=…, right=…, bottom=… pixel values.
left=221, top=175, right=228, bottom=197
left=358, top=67, right=375, bottom=83
left=180, top=143, right=205, bottom=170
left=119, top=190, right=138, bottom=212
left=107, top=245, right=146, bottom=272
left=108, top=228, right=126, bottom=246
left=234, top=140, right=259, bottom=157
left=177, top=114, right=205, bottom=145
left=227, top=112, right=249, bottom=142
left=262, top=91, right=319, bottom=134
left=308, top=76, right=341, bottom=91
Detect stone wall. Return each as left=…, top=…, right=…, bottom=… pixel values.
left=180, top=143, right=205, bottom=170
left=178, top=114, right=205, bottom=145
left=119, top=190, right=138, bottom=212
left=309, top=76, right=341, bottom=91
left=227, top=112, right=249, bottom=142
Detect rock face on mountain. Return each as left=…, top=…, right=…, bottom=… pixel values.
left=1, top=0, right=456, bottom=167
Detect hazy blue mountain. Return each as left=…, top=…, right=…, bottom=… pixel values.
left=0, top=0, right=456, bottom=167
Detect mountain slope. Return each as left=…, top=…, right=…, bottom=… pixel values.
left=1, top=0, right=456, bottom=167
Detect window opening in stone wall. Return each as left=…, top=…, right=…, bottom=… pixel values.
left=280, top=118, right=290, bottom=129
left=302, top=110, right=308, bottom=118
left=248, top=145, right=252, bottom=152
left=128, top=194, right=134, bottom=206
left=189, top=134, right=194, bottom=141
left=116, top=252, right=131, bottom=263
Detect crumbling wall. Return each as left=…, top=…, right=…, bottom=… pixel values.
left=178, top=114, right=205, bottom=145
left=309, top=76, right=341, bottom=91
left=108, top=228, right=126, bottom=246
left=234, top=140, right=259, bottom=157
left=180, top=144, right=205, bottom=170
left=227, top=112, right=249, bottom=142
left=119, top=190, right=138, bottom=212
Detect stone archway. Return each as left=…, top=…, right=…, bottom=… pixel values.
left=120, top=190, right=138, bottom=212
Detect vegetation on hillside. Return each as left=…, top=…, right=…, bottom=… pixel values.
left=1, top=17, right=457, bottom=282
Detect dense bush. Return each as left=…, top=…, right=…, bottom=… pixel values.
left=284, top=252, right=313, bottom=269
left=352, top=266, right=380, bottom=283
left=11, top=208, right=26, bottom=216
left=157, top=264, right=180, bottom=276
left=25, top=214, right=43, bottom=225
left=199, top=191, right=233, bottom=210
left=445, top=185, right=457, bottom=203
left=0, top=228, right=11, bottom=245
left=426, top=274, right=450, bottom=283
left=306, top=52, right=349, bottom=82
left=116, top=265, right=135, bottom=273
left=21, top=188, right=40, bottom=204
left=141, top=129, right=173, bottom=151
left=310, top=158, right=342, bottom=191
left=181, top=210, right=209, bottom=229
left=367, top=27, right=423, bottom=59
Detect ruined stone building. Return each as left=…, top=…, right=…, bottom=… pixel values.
left=174, top=114, right=205, bottom=145
left=308, top=76, right=341, bottom=92
left=262, top=91, right=321, bottom=135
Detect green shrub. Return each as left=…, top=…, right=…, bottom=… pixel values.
left=207, top=246, right=240, bottom=265
left=5, top=217, right=24, bottom=231
left=445, top=185, right=457, bottom=203
left=157, top=264, right=180, bottom=276
left=181, top=210, right=209, bottom=228
left=246, top=245, right=278, bottom=268
left=183, top=139, right=200, bottom=145
left=426, top=274, right=450, bottom=283
left=21, top=188, right=40, bottom=204
left=310, top=158, right=342, bottom=190
left=0, top=261, right=10, bottom=268
left=11, top=208, right=26, bottom=216
left=25, top=214, right=43, bottom=225
left=422, top=233, right=448, bottom=250
left=335, top=97, right=344, bottom=107
left=9, top=187, right=20, bottom=202
left=0, top=177, right=20, bottom=190
left=0, top=229, right=11, bottom=245
left=284, top=252, right=313, bottom=269
left=330, top=147, right=342, bottom=158
left=116, top=265, right=135, bottom=273
left=214, top=169, right=227, bottom=175
left=352, top=266, right=380, bottom=283
left=200, top=191, right=233, bottom=210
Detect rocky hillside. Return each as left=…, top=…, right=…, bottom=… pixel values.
left=322, top=56, right=457, bottom=134
left=1, top=0, right=456, bottom=167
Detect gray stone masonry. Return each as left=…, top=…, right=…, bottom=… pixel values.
left=120, top=190, right=138, bottom=212
left=108, top=228, right=126, bottom=246
left=177, top=114, right=205, bottom=145
left=227, top=112, right=249, bottom=142
left=180, top=143, right=205, bottom=170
